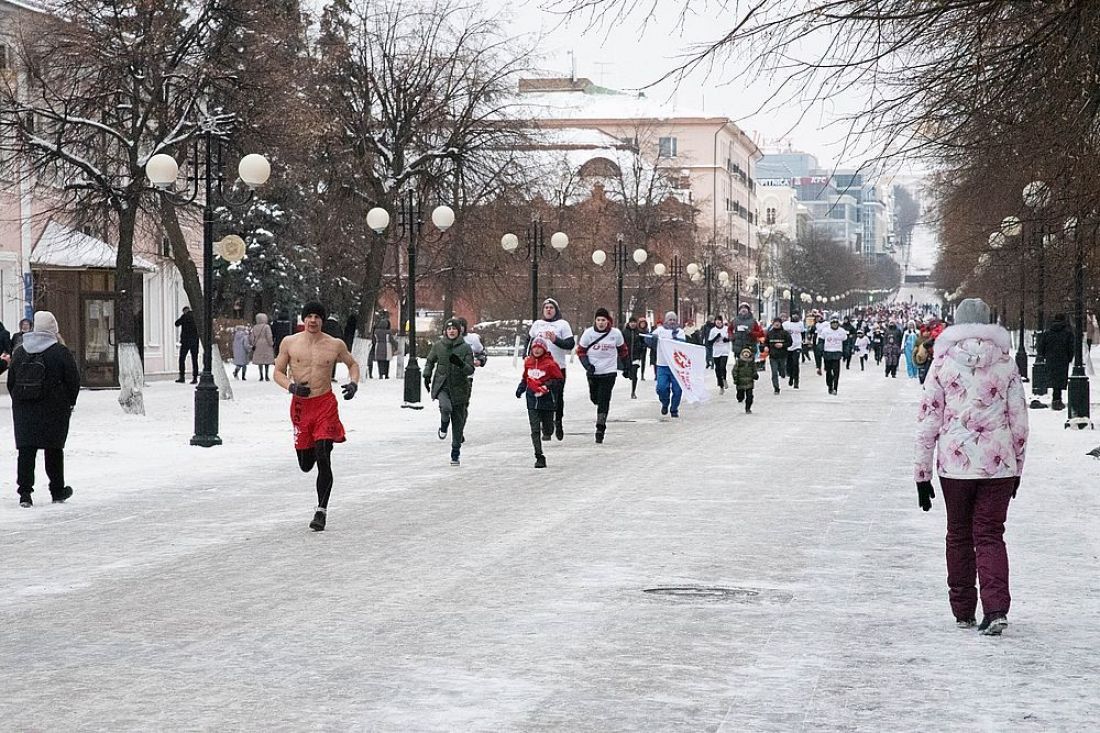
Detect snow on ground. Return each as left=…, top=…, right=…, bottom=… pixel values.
left=1, top=350, right=1098, bottom=731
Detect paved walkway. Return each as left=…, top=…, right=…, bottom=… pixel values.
left=1, top=361, right=1096, bottom=731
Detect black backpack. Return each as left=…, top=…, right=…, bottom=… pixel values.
left=12, top=349, right=47, bottom=401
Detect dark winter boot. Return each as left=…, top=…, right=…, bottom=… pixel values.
left=309, top=507, right=327, bottom=532
left=554, top=421, right=564, bottom=441
left=51, top=486, right=73, bottom=504
left=534, top=454, right=547, bottom=469
left=595, top=414, right=607, bottom=444
left=450, top=448, right=461, bottom=466
left=1051, top=400, right=1066, bottom=411
left=978, top=613, right=1008, bottom=636
left=18, top=491, right=32, bottom=508
left=956, top=617, right=976, bottom=629
left=175, top=375, right=186, bottom=383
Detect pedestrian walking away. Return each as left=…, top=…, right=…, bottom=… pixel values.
left=4, top=311, right=81, bottom=507
left=371, top=314, right=397, bottom=379
left=232, top=324, right=251, bottom=380
left=914, top=298, right=1029, bottom=635
left=707, top=314, right=731, bottom=394
left=646, top=311, right=687, bottom=417
left=903, top=321, right=920, bottom=378
left=1040, top=313, right=1074, bottom=410
left=528, top=298, right=575, bottom=440
left=272, top=302, right=360, bottom=532
left=272, top=310, right=293, bottom=360
left=424, top=319, right=476, bottom=465
left=516, top=338, right=563, bottom=468
left=250, top=313, right=275, bottom=381
left=819, top=316, right=849, bottom=394
left=764, top=317, right=792, bottom=394
left=783, top=311, right=806, bottom=388
left=576, top=307, right=628, bottom=443
left=732, top=347, right=758, bottom=413
left=174, top=306, right=200, bottom=383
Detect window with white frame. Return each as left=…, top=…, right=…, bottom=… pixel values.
left=658, top=136, right=677, bottom=158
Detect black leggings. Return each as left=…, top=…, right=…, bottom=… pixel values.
left=553, top=367, right=567, bottom=426
left=824, top=357, right=842, bottom=391
left=17, top=448, right=65, bottom=496
left=528, top=409, right=554, bottom=456
left=736, top=388, right=754, bottom=411
left=713, top=356, right=729, bottom=389
left=786, top=351, right=801, bottom=387
left=297, top=439, right=334, bottom=509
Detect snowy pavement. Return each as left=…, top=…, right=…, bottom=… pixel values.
left=1, top=354, right=1098, bottom=731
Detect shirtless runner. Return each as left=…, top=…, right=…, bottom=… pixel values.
left=273, top=302, right=360, bottom=531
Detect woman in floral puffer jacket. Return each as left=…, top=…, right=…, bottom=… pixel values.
left=914, top=298, right=1029, bottom=636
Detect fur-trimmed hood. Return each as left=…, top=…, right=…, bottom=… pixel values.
left=934, top=323, right=1012, bottom=370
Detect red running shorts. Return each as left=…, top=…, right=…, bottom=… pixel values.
left=290, top=390, right=346, bottom=450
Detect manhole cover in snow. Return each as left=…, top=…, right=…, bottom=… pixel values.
left=643, top=586, right=761, bottom=600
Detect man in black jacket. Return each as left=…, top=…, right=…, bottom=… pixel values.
left=1041, top=313, right=1075, bottom=411
left=174, top=306, right=199, bottom=384
left=765, top=317, right=792, bottom=395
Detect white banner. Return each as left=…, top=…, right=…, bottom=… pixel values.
left=658, top=339, right=710, bottom=403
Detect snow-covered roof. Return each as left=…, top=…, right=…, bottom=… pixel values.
left=32, top=221, right=157, bottom=272
left=0, top=0, right=49, bottom=16
left=514, top=88, right=715, bottom=123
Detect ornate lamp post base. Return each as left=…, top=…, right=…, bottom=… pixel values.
left=402, top=359, right=424, bottom=410
left=1066, top=369, right=1092, bottom=430
left=190, top=376, right=222, bottom=446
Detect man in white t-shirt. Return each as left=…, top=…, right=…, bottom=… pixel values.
left=576, top=307, right=627, bottom=443
left=819, top=316, right=850, bottom=395
left=783, top=312, right=807, bottom=388
left=528, top=298, right=575, bottom=440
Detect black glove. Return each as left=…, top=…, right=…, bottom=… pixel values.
left=288, top=382, right=311, bottom=397
left=515, top=382, right=525, bottom=398
left=341, top=382, right=358, bottom=400
left=917, top=480, right=935, bottom=512
left=423, top=375, right=432, bottom=391
left=449, top=353, right=464, bottom=367
left=1012, top=476, right=1021, bottom=499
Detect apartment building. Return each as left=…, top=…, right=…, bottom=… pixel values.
left=516, top=77, right=762, bottom=263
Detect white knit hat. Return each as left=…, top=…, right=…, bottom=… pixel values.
left=33, top=310, right=60, bottom=337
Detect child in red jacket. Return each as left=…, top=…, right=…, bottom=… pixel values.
left=516, top=337, right=564, bottom=468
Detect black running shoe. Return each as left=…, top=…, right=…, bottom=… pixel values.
left=978, top=613, right=1007, bottom=636
left=555, top=424, right=564, bottom=441
left=534, top=455, right=547, bottom=469
left=309, top=508, right=327, bottom=532
left=18, top=494, right=32, bottom=508
left=51, top=486, right=73, bottom=504
left=661, top=405, right=669, bottom=415
left=437, top=422, right=449, bottom=440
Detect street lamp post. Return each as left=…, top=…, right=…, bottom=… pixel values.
left=592, top=234, right=647, bottom=324
left=1000, top=215, right=1029, bottom=381
left=146, top=132, right=271, bottom=447
left=1065, top=216, right=1092, bottom=429
left=785, top=288, right=794, bottom=317
left=1023, top=180, right=1051, bottom=407
left=653, top=255, right=686, bottom=316
left=502, top=217, right=568, bottom=322
left=367, top=193, right=455, bottom=409
left=745, top=275, right=760, bottom=319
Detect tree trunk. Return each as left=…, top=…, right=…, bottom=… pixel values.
left=114, top=201, right=144, bottom=415
left=160, top=200, right=233, bottom=400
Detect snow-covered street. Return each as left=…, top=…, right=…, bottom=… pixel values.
left=2, top=356, right=1098, bottom=731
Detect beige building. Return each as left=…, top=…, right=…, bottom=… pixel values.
left=516, top=78, right=762, bottom=267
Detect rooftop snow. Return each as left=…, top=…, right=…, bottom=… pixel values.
left=32, top=221, right=157, bottom=272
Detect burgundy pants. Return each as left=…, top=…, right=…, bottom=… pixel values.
left=940, top=476, right=1015, bottom=620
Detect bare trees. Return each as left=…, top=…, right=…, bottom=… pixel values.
left=0, top=0, right=246, bottom=413
left=312, top=0, right=532, bottom=339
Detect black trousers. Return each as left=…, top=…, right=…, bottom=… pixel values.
left=786, top=351, right=801, bottom=387
left=437, top=391, right=468, bottom=453
left=179, top=343, right=199, bottom=379
left=377, top=360, right=390, bottom=378
left=713, top=356, right=729, bottom=389
left=552, top=367, right=567, bottom=425
left=17, top=448, right=65, bottom=496
left=528, top=409, right=554, bottom=456
left=587, top=372, right=616, bottom=424
left=824, top=356, right=842, bottom=391
left=885, top=363, right=899, bottom=378
left=736, top=388, right=754, bottom=411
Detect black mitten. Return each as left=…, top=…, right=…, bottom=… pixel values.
left=917, top=481, right=935, bottom=511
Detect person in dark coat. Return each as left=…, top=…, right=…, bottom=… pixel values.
left=4, top=311, right=80, bottom=507
left=271, top=311, right=293, bottom=358
left=371, top=318, right=398, bottom=379
left=621, top=315, right=646, bottom=399
left=323, top=316, right=343, bottom=380
left=1041, top=313, right=1075, bottom=410
left=424, top=319, right=475, bottom=465
left=11, top=318, right=32, bottom=350
left=174, top=306, right=200, bottom=384
left=0, top=321, right=13, bottom=356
